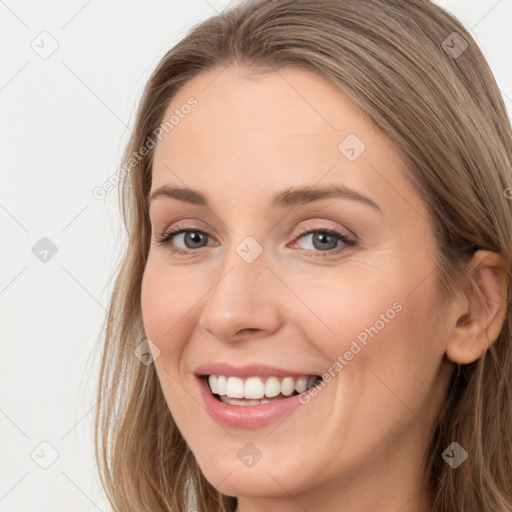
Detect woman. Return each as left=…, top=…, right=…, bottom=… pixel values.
left=94, top=0, right=512, bottom=510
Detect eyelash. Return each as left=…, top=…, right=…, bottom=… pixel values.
left=154, top=222, right=357, bottom=258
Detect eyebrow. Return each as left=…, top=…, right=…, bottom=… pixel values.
left=149, top=184, right=382, bottom=212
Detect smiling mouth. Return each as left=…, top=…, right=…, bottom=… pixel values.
left=205, top=374, right=323, bottom=406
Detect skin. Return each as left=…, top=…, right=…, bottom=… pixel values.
left=140, top=64, right=507, bottom=512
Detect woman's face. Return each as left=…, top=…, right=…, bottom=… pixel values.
left=141, top=65, right=453, bottom=511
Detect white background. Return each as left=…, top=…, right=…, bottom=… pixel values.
left=1, top=1, right=511, bottom=510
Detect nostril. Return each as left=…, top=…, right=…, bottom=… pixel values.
left=236, top=328, right=259, bottom=336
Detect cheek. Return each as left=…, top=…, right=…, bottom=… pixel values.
left=283, top=264, right=404, bottom=357
left=343, top=271, right=447, bottom=405
left=291, top=261, right=444, bottom=378
left=140, top=262, right=165, bottom=344
left=140, top=258, right=203, bottom=357
left=140, top=264, right=198, bottom=422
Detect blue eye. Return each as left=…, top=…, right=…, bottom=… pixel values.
left=291, top=226, right=357, bottom=258
left=155, top=227, right=212, bottom=254
left=155, top=224, right=357, bottom=257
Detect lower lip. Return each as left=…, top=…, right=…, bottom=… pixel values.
left=196, top=376, right=310, bottom=429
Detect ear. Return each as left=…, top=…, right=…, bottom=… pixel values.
left=445, top=250, right=508, bottom=365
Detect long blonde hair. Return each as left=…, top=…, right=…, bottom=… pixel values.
left=94, top=1, right=512, bottom=510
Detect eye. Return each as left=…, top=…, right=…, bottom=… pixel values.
left=154, top=222, right=357, bottom=258
left=154, top=223, right=215, bottom=255
left=291, top=225, right=357, bottom=258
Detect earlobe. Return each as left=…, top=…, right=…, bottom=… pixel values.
left=445, top=250, right=508, bottom=365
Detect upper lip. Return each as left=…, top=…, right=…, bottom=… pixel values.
left=194, top=362, right=321, bottom=379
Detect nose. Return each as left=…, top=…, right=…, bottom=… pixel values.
left=197, top=246, right=282, bottom=343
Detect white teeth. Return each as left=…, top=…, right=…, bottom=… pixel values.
left=220, top=396, right=271, bottom=406
left=281, top=377, right=295, bottom=396
left=207, top=374, right=320, bottom=399
left=264, top=376, right=281, bottom=398
left=209, top=375, right=218, bottom=394
left=217, top=375, right=227, bottom=395
left=244, top=377, right=265, bottom=399
left=226, top=376, right=245, bottom=398
left=295, top=377, right=308, bottom=393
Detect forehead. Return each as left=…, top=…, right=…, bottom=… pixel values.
left=155, top=64, right=372, bottom=158
left=150, top=65, right=421, bottom=217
